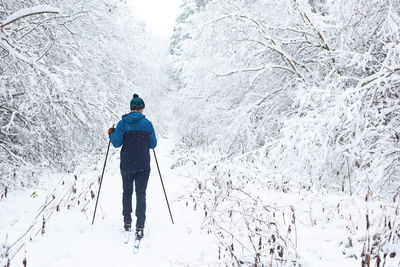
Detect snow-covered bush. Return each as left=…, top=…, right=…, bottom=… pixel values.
left=174, top=145, right=299, bottom=266
left=171, top=0, right=400, bottom=265
left=340, top=192, right=400, bottom=266
left=194, top=179, right=299, bottom=266
left=271, top=0, right=400, bottom=195
left=0, top=0, right=168, bottom=191
left=171, top=0, right=400, bottom=195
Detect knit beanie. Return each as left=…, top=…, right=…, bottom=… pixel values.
left=130, top=93, right=145, bottom=110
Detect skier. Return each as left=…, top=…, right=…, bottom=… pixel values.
left=107, top=93, right=157, bottom=241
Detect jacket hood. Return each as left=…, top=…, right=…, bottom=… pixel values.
left=122, top=111, right=145, bottom=123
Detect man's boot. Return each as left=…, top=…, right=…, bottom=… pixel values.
left=135, top=226, right=144, bottom=240
left=124, top=221, right=131, bottom=232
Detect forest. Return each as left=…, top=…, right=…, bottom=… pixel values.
left=1, top=0, right=399, bottom=266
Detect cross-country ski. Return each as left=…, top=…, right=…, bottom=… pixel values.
left=124, top=231, right=131, bottom=244
left=133, top=239, right=141, bottom=254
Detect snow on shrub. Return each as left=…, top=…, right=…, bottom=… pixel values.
left=179, top=148, right=300, bottom=266
left=0, top=0, right=168, bottom=191
left=171, top=0, right=400, bottom=265
left=340, top=192, right=400, bottom=267
left=171, top=0, right=400, bottom=195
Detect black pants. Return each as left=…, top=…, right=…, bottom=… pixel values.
left=121, top=169, right=150, bottom=228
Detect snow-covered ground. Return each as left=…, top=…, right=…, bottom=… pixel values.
left=1, top=138, right=398, bottom=266
left=0, top=139, right=219, bottom=266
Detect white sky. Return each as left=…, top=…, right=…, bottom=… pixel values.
left=127, top=0, right=182, bottom=38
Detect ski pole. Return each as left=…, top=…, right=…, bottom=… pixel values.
left=92, top=138, right=112, bottom=225
left=153, top=149, right=174, bottom=224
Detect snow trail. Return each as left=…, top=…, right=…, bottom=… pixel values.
left=2, top=139, right=218, bottom=266
left=0, top=138, right=384, bottom=266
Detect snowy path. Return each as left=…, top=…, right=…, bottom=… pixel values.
left=1, top=139, right=369, bottom=266
left=2, top=139, right=218, bottom=267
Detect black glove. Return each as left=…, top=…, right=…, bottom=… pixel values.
left=108, top=127, right=115, bottom=135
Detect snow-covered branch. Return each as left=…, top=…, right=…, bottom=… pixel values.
left=0, top=5, right=61, bottom=28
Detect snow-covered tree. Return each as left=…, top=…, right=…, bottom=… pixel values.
left=0, top=0, right=169, bottom=190
left=171, top=0, right=400, bottom=195
left=171, top=0, right=400, bottom=264
left=271, top=0, right=400, bottom=195
left=170, top=0, right=209, bottom=56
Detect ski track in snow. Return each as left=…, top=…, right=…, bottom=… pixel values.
left=0, top=138, right=365, bottom=266
left=1, top=139, right=219, bottom=267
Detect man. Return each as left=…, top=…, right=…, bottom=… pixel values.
left=108, top=93, right=157, bottom=240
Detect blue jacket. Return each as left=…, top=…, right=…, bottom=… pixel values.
left=109, top=112, right=157, bottom=172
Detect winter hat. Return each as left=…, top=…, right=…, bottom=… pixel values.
left=130, top=93, right=145, bottom=110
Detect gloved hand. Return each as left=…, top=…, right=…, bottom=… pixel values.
left=108, top=127, right=115, bottom=135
